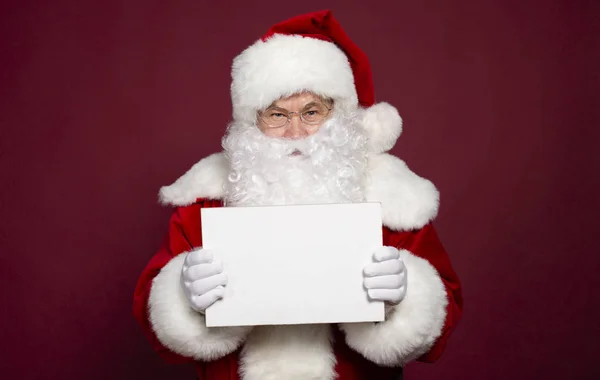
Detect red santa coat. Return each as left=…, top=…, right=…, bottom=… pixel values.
left=133, top=152, right=463, bottom=380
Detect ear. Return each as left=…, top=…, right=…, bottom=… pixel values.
left=363, top=102, right=403, bottom=153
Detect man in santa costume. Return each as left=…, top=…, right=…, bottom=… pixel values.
left=133, top=10, right=463, bottom=380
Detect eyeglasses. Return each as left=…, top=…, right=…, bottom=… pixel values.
left=258, top=102, right=332, bottom=128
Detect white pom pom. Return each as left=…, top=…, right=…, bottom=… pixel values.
left=362, top=102, right=403, bottom=153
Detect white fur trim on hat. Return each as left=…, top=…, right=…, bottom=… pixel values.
left=148, top=253, right=252, bottom=361
left=363, top=102, right=403, bottom=153
left=339, top=249, right=448, bottom=366
left=231, top=34, right=358, bottom=123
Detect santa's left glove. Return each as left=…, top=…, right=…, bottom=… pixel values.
left=181, top=247, right=228, bottom=314
left=363, top=246, right=407, bottom=305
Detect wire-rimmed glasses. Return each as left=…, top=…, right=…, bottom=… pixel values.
left=258, top=102, right=332, bottom=128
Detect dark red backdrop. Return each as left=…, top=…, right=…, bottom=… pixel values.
left=1, top=1, right=598, bottom=379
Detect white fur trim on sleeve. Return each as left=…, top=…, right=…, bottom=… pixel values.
left=363, top=102, right=403, bottom=153
left=158, top=152, right=228, bottom=206
left=366, top=153, right=439, bottom=231
left=339, top=249, right=448, bottom=366
left=148, top=253, right=252, bottom=361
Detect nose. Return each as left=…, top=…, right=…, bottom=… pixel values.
left=283, top=114, right=308, bottom=140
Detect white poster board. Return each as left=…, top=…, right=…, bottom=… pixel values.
left=201, top=202, right=384, bottom=327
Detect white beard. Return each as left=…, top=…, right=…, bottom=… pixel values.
left=221, top=110, right=369, bottom=207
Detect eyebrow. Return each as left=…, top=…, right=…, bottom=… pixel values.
left=266, top=101, right=328, bottom=112
left=302, top=101, right=322, bottom=109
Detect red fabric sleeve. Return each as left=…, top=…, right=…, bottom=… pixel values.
left=132, top=199, right=223, bottom=364
left=383, top=223, right=464, bottom=363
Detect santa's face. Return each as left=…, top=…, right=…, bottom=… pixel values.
left=222, top=93, right=368, bottom=207
left=257, top=92, right=333, bottom=140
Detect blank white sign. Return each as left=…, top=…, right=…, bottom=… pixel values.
left=201, top=202, right=384, bottom=327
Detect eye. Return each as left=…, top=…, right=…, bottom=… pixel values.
left=264, top=110, right=287, bottom=120
left=302, top=105, right=328, bottom=123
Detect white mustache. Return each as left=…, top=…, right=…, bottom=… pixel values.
left=286, top=140, right=309, bottom=156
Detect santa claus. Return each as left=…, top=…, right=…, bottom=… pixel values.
left=133, top=10, right=463, bottom=380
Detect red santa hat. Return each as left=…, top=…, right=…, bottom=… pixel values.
left=230, top=10, right=402, bottom=153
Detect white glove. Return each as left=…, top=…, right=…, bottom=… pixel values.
left=363, top=246, right=407, bottom=305
left=181, top=248, right=228, bottom=313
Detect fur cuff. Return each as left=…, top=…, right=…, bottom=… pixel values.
left=148, top=254, right=252, bottom=361
left=339, top=250, right=448, bottom=366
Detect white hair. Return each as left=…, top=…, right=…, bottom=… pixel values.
left=221, top=109, right=368, bottom=207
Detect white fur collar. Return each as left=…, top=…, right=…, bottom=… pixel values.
left=158, top=152, right=439, bottom=231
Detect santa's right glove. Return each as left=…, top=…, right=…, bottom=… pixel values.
left=363, top=246, right=407, bottom=306
left=180, top=248, right=228, bottom=313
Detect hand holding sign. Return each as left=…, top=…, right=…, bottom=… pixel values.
left=181, top=248, right=228, bottom=313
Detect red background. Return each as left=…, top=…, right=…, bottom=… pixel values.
left=1, top=1, right=599, bottom=379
